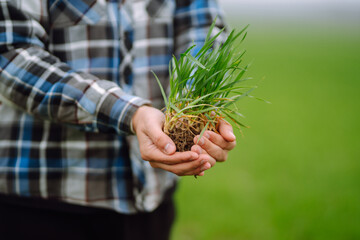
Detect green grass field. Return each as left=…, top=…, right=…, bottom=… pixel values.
left=172, top=19, right=360, bottom=240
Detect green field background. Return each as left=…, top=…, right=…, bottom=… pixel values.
left=171, top=11, right=360, bottom=240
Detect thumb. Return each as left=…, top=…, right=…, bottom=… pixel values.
left=146, top=125, right=176, bottom=155
left=138, top=107, right=176, bottom=155
left=133, top=106, right=176, bottom=154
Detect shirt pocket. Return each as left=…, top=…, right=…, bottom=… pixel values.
left=49, top=0, right=106, bottom=28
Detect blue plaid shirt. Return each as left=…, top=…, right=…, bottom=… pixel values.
left=0, top=0, right=226, bottom=213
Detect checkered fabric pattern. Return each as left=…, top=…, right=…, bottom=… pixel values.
left=0, top=0, right=226, bottom=213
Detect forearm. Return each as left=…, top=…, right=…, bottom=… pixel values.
left=0, top=45, right=149, bottom=134
left=0, top=2, right=149, bottom=135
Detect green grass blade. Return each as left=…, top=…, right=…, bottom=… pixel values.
left=196, top=121, right=210, bottom=145
left=186, top=54, right=209, bottom=70
left=151, top=70, right=168, bottom=107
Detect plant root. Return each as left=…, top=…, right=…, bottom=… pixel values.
left=164, top=114, right=218, bottom=152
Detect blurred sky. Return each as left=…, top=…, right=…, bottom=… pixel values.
left=219, top=0, right=360, bottom=25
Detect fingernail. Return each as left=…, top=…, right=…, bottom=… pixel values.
left=205, top=162, right=211, bottom=169
left=199, top=137, right=205, bottom=146
left=192, top=153, right=199, bottom=160
left=198, top=171, right=205, bottom=176
left=201, top=162, right=211, bottom=171
left=204, top=132, right=210, bottom=139
left=196, top=146, right=202, bottom=154
left=164, top=143, right=174, bottom=154
left=229, top=131, right=236, bottom=140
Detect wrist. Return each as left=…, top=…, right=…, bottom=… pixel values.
left=131, top=105, right=152, bottom=134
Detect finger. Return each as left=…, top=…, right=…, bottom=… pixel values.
left=191, top=144, right=203, bottom=155
left=203, top=131, right=236, bottom=151
left=193, top=135, right=228, bottom=162
left=141, top=143, right=199, bottom=165
left=218, top=119, right=236, bottom=142
left=191, top=145, right=216, bottom=166
left=150, top=157, right=211, bottom=176
left=137, top=128, right=199, bottom=164
left=189, top=153, right=215, bottom=174
left=143, top=120, right=176, bottom=155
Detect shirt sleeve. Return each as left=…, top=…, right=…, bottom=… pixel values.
left=173, top=0, right=228, bottom=57
left=0, top=1, right=149, bottom=135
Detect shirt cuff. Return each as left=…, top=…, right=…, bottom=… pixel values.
left=96, top=89, right=151, bottom=135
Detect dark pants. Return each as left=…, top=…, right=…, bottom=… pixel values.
left=0, top=192, right=175, bottom=240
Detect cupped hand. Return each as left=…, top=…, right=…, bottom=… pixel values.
left=192, top=119, right=236, bottom=168
left=132, top=106, right=212, bottom=176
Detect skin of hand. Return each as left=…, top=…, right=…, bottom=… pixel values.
left=192, top=119, right=237, bottom=175
left=132, top=106, right=213, bottom=176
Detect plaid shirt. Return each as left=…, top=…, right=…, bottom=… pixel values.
left=0, top=0, right=225, bottom=213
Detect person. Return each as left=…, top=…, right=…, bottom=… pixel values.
left=0, top=0, right=236, bottom=239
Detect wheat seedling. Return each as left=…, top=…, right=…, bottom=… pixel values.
left=153, top=20, right=255, bottom=152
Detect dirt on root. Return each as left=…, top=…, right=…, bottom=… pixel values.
left=164, top=116, right=217, bottom=152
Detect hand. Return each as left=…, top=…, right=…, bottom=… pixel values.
left=132, top=106, right=212, bottom=176
left=192, top=119, right=237, bottom=173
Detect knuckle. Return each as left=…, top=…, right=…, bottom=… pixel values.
left=153, top=135, right=162, bottom=145
left=227, top=141, right=236, bottom=150
left=162, top=159, right=174, bottom=165
left=149, top=162, right=157, bottom=168
left=204, top=137, right=210, bottom=146
left=216, top=152, right=224, bottom=161
left=208, top=150, right=221, bottom=162
left=140, top=152, right=149, bottom=161
left=191, top=159, right=201, bottom=168
left=221, top=151, right=228, bottom=162
left=161, top=159, right=169, bottom=164
left=140, top=153, right=147, bottom=160
left=173, top=169, right=183, bottom=176
left=193, top=168, right=202, bottom=176
left=224, top=140, right=236, bottom=150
